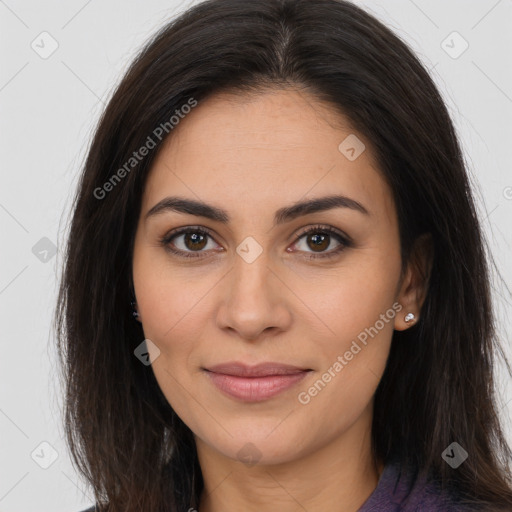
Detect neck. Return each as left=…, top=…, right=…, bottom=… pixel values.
left=196, top=405, right=382, bottom=512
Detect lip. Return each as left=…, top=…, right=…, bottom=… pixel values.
left=203, top=362, right=312, bottom=402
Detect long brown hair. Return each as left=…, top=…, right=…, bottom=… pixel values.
left=54, top=0, right=512, bottom=510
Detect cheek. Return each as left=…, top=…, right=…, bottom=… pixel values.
left=295, top=247, right=401, bottom=348
left=293, top=248, right=401, bottom=411
left=132, top=258, right=206, bottom=429
left=133, top=245, right=210, bottom=347
left=135, top=282, right=208, bottom=384
left=295, top=301, right=396, bottom=441
left=132, top=260, right=207, bottom=425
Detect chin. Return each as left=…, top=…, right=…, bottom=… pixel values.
left=197, top=420, right=313, bottom=467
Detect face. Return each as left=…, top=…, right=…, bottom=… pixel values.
left=132, top=88, right=417, bottom=466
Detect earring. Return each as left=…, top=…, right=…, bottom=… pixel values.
left=404, top=312, right=416, bottom=324
left=130, top=300, right=139, bottom=320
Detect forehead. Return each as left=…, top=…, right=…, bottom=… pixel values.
left=142, top=88, right=395, bottom=225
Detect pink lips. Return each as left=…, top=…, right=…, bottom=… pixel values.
left=203, top=362, right=311, bottom=402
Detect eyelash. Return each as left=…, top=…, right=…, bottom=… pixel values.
left=159, top=224, right=353, bottom=261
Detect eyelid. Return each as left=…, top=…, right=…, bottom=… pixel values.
left=293, top=224, right=352, bottom=245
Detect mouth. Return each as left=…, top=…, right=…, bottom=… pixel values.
left=202, top=362, right=313, bottom=402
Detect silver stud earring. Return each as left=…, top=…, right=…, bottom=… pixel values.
left=404, top=312, right=416, bottom=324
left=130, top=300, right=139, bottom=320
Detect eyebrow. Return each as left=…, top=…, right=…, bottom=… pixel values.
left=145, top=194, right=370, bottom=225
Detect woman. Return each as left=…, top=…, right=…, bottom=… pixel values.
left=55, top=0, right=512, bottom=510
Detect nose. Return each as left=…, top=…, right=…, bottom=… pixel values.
left=215, top=249, right=293, bottom=342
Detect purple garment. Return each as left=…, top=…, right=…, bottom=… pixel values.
left=357, top=460, right=474, bottom=511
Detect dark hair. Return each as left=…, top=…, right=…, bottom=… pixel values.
left=54, top=0, right=512, bottom=510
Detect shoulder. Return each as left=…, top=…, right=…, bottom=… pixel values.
left=79, top=506, right=99, bottom=512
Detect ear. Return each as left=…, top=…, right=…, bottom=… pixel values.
left=394, top=233, right=433, bottom=331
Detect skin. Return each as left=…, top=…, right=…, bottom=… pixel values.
left=132, top=87, right=431, bottom=512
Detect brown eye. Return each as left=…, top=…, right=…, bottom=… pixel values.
left=161, top=227, right=219, bottom=259
left=291, top=225, right=352, bottom=260
left=305, top=232, right=331, bottom=252
left=182, top=232, right=208, bottom=251
left=161, top=224, right=352, bottom=261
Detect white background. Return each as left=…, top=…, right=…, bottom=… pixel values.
left=0, top=1, right=511, bottom=510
